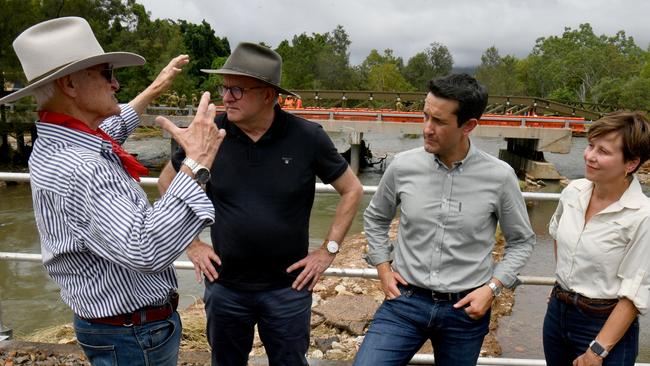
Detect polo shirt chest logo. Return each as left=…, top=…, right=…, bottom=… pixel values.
left=282, top=157, right=293, bottom=165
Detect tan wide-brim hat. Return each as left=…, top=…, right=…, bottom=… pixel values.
left=201, top=42, right=299, bottom=98
left=0, top=16, right=145, bottom=105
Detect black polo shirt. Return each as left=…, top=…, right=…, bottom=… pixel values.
left=172, top=105, right=348, bottom=290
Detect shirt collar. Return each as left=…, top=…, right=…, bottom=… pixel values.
left=570, top=176, right=646, bottom=212
left=36, top=121, right=112, bottom=154
left=618, top=177, right=646, bottom=209
left=432, top=140, right=476, bottom=172
left=223, top=104, right=289, bottom=142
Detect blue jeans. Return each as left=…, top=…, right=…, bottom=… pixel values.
left=204, top=282, right=312, bottom=366
left=73, top=311, right=181, bottom=366
left=353, top=285, right=490, bottom=366
left=543, top=296, right=639, bottom=366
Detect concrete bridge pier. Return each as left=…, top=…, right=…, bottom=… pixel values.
left=348, top=132, right=363, bottom=175
left=498, top=138, right=563, bottom=180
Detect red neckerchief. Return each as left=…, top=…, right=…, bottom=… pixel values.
left=38, top=111, right=149, bottom=181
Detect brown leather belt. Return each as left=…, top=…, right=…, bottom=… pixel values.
left=83, top=292, right=179, bottom=327
left=552, top=284, right=618, bottom=315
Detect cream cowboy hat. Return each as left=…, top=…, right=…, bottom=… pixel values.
left=201, top=42, right=299, bottom=97
left=0, top=16, right=145, bottom=105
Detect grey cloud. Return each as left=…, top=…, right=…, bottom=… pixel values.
left=137, top=0, right=650, bottom=67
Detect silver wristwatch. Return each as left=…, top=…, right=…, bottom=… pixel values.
left=488, top=281, right=502, bottom=297
left=182, top=157, right=211, bottom=184
left=325, top=240, right=340, bottom=254
left=589, top=340, right=608, bottom=358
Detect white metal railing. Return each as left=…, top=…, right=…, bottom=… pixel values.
left=0, top=252, right=555, bottom=286
left=0, top=172, right=562, bottom=201
left=0, top=171, right=573, bottom=364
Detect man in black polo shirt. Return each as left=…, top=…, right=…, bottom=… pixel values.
left=158, top=42, right=363, bottom=366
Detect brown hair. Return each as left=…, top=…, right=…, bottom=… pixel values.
left=588, top=111, right=650, bottom=173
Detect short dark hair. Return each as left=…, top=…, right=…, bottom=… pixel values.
left=588, top=111, right=650, bottom=173
left=428, top=74, right=488, bottom=126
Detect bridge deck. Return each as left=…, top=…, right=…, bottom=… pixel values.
left=142, top=107, right=574, bottom=153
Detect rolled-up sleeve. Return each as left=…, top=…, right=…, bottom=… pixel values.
left=617, top=213, right=650, bottom=314
left=363, top=161, right=399, bottom=266
left=493, top=170, right=536, bottom=288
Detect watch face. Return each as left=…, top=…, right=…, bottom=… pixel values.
left=590, top=341, right=606, bottom=357
left=489, top=282, right=501, bottom=296
left=326, top=240, right=339, bottom=254
left=195, top=168, right=211, bottom=184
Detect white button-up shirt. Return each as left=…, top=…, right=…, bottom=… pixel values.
left=550, top=177, right=650, bottom=314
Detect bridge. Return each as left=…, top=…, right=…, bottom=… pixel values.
left=290, top=90, right=611, bottom=121
left=1, top=90, right=599, bottom=178
left=142, top=105, right=583, bottom=179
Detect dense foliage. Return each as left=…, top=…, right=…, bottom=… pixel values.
left=2, top=1, right=650, bottom=110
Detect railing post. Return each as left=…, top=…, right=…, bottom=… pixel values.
left=0, top=300, right=13, bottom=341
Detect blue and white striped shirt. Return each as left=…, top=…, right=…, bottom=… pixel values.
left=29, top=104, right=214, bottom=318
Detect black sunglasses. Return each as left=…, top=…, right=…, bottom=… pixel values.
left=99, top=66, right=114, bottom=83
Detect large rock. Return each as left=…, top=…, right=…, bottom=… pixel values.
left=312, top=295, right=379, bottom=335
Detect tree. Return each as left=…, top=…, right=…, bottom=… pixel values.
left=178, top=20, right=230, bottom=88
left=403, top=42, right=453, bottom=91
left=358, top=49, right=413, bottom=91
left=276, top=26, right=357, bottom=90
left=367, top=63, right=413, bottom=91
left=474, top=46, right=524, bottom=95
left=523, top=24, right=644, bottom=101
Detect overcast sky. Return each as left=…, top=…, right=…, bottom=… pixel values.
left=135, top=0, right=650, bottom=67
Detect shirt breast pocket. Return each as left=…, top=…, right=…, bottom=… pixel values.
left=591, top=219, right=628, bottom=258
left=438, top=199, right=463, bottom=226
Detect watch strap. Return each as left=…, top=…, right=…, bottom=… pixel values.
left=182, top=157, right=208, bottom=174
left=182, top=157, right=210, bottom=184
left=589, top=340, right=608, bottom=358
left=488, top=281, right=502, bottom=297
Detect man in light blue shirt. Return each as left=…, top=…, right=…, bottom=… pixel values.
left=354, top=74, right=535, bottom=366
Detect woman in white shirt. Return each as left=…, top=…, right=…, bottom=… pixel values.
left=544, top=111, right=650, bottom=366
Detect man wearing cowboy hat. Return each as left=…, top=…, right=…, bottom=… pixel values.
left=1, top=17, right=226, bottom=365
left=158, top=42, right=363, bottom=365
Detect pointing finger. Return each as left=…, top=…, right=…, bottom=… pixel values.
left=194, top=91, right=211, bottom=116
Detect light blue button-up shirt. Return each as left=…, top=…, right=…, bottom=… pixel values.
left=364, top=143, right=535, bottom=291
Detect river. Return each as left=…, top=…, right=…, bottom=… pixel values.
left=0, top=132, right=649, bottom=361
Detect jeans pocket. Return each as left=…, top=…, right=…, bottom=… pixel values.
left=395, top=284, right=412, bottom=298
left=76, top=339, right=118, bottom=366
left=143, top=317, right=179, bottom=351
left=457, top=306, right=491, bottom=323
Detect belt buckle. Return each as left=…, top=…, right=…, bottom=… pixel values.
left=432, top=291, right=452, bottom=301
left=123, top=313, right=134, bottom=327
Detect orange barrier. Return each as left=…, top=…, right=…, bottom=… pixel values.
left=215, top=105, right=589, bottom=134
